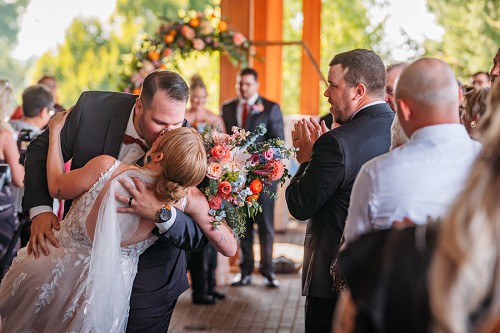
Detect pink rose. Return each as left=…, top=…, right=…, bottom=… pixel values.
left=262, top=149, right=274, bottom=161
left=213, top=132, right=230, bottom=145
left=180, top=25, right=195, bottom=40
left=249, top=154, right=260, bottom=164
left=207, top=161, right=223, bottom=179
left=233, top=32, right=246, bottom=46
left=208, top=196, right=222, bottom=210
left=193, top=38, right=205, bottom=50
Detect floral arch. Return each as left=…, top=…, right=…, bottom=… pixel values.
left=120, top=8, right=250, bottom=94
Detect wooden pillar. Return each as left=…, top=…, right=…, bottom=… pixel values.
left=220, top=0, right=253, bottom=106
left=252, top=0, right=283, bottom=104
left=300, top=0, right=321, bottom=115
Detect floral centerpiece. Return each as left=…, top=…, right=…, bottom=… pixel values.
left=120, top=7, right=251, bottom=94
left=201, top=124, right=296, bottom=238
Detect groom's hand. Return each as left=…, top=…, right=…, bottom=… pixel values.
left=28, top=212, right=61, bottom=258
left=116, top=177, right=164, bottom=221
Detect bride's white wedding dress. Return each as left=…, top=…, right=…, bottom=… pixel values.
left=0, top=160, right=183, bottom=332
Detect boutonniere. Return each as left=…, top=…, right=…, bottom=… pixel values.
left=251, top=98, right=265, bottom=114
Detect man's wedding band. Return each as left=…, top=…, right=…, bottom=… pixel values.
left=128, top=197, right=133, bottom=206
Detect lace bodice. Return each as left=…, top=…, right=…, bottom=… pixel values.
left=0, top=160, right=158, bottom=332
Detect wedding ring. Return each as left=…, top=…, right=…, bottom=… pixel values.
left=128, top=197, right=133, bottom=206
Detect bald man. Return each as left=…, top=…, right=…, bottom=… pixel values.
left=344, top=58, right=482, bottom=244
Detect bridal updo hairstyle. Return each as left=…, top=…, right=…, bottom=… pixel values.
left=152, top=127, right=206, bottom=203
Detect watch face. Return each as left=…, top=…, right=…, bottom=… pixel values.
left=159, top=207, right=172, bottom=221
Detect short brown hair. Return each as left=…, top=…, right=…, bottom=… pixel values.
left=329, top=49, right=386, bottom=98
left=140, top=70, right=189, bottom=109
left=152, top=127, right=206, bottom=202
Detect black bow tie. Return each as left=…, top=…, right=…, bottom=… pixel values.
left=122, top=134, right=148, bottom=153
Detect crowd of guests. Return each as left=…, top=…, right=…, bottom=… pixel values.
left=285, top=47, right=500, bottom=333
left=0, top=45, right=498, bottom=332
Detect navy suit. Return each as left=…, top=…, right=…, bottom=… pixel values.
left=285, top=103, right=394, bottom=332
left=24, top=91, right=208, bottom=332
left=221, top=96, right=284, bottom=278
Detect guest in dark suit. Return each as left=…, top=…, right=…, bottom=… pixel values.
left=23, top=70, right=208, bottom=332
left=221, top=68, right=284, bottom=288
left=285, top=49, right=394, bottom=333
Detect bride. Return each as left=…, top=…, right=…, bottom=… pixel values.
left=0, top=112, right=236, bottom=332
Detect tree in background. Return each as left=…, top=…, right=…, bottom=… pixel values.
left=281, top=0, right=384, bottom=115
left=424, top=0, right=499, bottom=81
left=0, top=0, right=30, bottom=107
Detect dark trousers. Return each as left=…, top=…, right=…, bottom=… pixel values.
left=187, top=244, right=217, bottom=296
left=305, top=296, right=338, bottom=333
left=239, top=184, right=276, bottom=278
left=126, top=299, right=177, bottom=333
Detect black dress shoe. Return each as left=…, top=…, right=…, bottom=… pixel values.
left=231, top=274, right=252, bottom=286
left=263, top=274, right=280, bottom=288
left=192, top=294, right=215, bottom=305
left=211, top=289, right=226, bottom=299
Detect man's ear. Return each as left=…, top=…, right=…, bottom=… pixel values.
left=396, top=98, right=412, bottom=122
left=40, top=107, right=49, bottom=118
left=353, top=83, right=367, bottom=100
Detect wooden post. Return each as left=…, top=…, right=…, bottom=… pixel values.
left=219, top=0, right=253, bottom=106
left=300, top=0, right=321, bottom=115
left=252, top=0, right=283, bottom=104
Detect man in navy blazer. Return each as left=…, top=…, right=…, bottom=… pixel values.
left=285, top=49, right=394, bottom=333
left=24, top=70, right=208, bottom=332
left=221, top=68, right=284, bottom=288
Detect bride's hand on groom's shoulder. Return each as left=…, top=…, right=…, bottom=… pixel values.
left=116, top=176, right=164, bottom=221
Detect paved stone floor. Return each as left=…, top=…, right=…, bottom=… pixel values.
left=169, top=221, right=306, bottom=333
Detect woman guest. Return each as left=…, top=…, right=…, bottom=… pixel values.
left=461, top=87, right=489, bottom=135
left=0, top=79, right=24, bottom=268
left=186, top=74, right=228, bottom=305
left=186, top=74, right=226, bottom=133
left=430, top=80, right=500, bottom=333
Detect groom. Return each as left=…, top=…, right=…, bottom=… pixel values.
left=23, top=70, right=208, bottom=332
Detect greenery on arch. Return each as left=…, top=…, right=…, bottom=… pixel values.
left=120, top=7, right=250, bottom=94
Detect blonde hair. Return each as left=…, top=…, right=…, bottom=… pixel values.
left=189, top=74, right=206, bottom=92
left=152, top=127, right=206, bottom=203
left=0, top=80, right=14, bottom=132
left=430, top=80, right=500, bottom=333
left=462, top=87, right=490, bottom=123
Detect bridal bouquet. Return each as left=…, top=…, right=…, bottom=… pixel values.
left=201, top=124, right=295, bottom=238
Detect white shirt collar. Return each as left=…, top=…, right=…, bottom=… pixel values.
left=410, top=123, right=469, bottom=142
left=125, top=104, right=147, bottom=146
left=239, top=93, right=259, bottom=106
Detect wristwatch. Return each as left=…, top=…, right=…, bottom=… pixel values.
left=155, top=204, right=172, bottom=223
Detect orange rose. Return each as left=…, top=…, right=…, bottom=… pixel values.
left=164, top=34, right=174, bottom=43
left=249, top=179, right=263, bottom=194
left=210, top=145, right=229, bottom=160
left=169, top=30, right=177, bottom=37
left=218, top=181, right=232, bottom=197
left=218, top=21, right=228, bottom=32
left=189, top=18, right=200, bottom=28
left=148, top=50, right=159, bottom=61
left=132, top=88, right=141, bottom=95
left=246, top=194, right=259, bottom=202
left=162, top=48, right=173, bottom=57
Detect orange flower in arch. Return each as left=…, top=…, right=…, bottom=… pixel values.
left=164, top=34, right=174, bottom=43
left=189, top=17, right=200, bottom=27
left=249, top=179, right=263, bottom=194
left=148, top=50, right=160, bottom=61
left=218, top=21, right=228, bottom=32
left=132, top=88, right=141, bottom=95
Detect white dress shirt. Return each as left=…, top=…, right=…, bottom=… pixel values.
left=237, top=93, right=259, bottom=127
left=344, top=123, right=482, bottom=244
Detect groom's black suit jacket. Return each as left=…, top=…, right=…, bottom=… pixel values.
left=286, top=103, right=394, bottom=300
left=24, top=91, right=208, bottom=311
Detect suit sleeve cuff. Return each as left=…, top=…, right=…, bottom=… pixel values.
left=154, top=206, right=177, bottom=234
left=29, top=206, right=53, bottom=220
